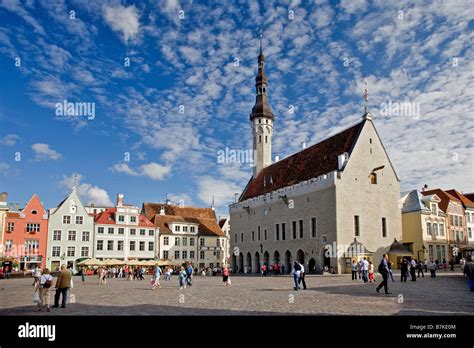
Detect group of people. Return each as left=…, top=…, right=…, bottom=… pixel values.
left=32, top=264, right=73, bottom=312
left=351, top=258, right=380, bottom=283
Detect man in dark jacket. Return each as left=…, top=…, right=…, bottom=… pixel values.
left=53, top=265, right=72, bottom=308
left=376, top=254, right=391, bottom=294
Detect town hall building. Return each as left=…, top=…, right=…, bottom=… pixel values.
left=229, top=41, right=403, bottom=274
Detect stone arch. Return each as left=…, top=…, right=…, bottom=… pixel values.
left=296, top=249, right=305, bottom=266
left=284, top=250, right=292, bottom=274
left=238, top=252, right=244, bottom=273
left=245, top=252, right=252, bottom=274
left=263, top=251, right=269, bottom=267
left=254, top=251, right=261, bottom=273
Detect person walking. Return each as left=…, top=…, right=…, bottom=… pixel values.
left=152, top=265, right=162, bottom=290
left=424, top=259, right=428, bottom=273
left=351, top=260, right=358, bottom=281
left=357, top=260, right=362, bottom=280
left=222, top=265, right=231, bottom=286
left=361, top=257, right=369, bottom=283
left=450, top=259, right=455, bottom=271
left=179, top=266, right=187, bottom=290
left=80, top=266, right=86, bottom=282
left=52, top=265, right=72, bottom=309
left=429, top=260, right=437, bottom=278
left=417, top=260, right=424, bottom=278
left=388, top=260, right=395, bottom=282
left=292, top=261, right=301, bottom=291
left=400, top=258, right=408, bottom=282
left=376, top=254, right=391, bottom=294
left=410, top=258, right=417, bottom=281
left=38, top=268, right=53, bottom=312
left=368, top=261, right=375, bottom=283
left=298, top=261, right=307, bottom=290
left=463, top=257, right=474, bottom=291
left=186, top=263, right=193, bottom=286
left=32, top=265, right=42, bottom=286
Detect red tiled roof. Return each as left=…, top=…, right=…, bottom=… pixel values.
left=464, top=193, right=474, bottom=202
left=445, top=189, right=474, bottom=209
left=94, top=207, right=155, bottom=227
left=422, top=189, right=462, bottom=214
left=239, top=120, right=365, bottom=201
left=218, top=218, right=227, bottom=228
left=142, top=203, right=225, bottom=237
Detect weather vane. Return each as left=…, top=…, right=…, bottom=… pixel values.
left=364, top=78, right=369, bottom=114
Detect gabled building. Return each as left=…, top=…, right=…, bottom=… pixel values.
left=229, top=41, right=402, bottom=274
left=400, top=190, right=448, bottom=263
left=219, top=217, right=231, bottom=265
left=142, top=203, right=227, bottom=269
left=445, top=189, right=474, bottom=247
left=3, top=194, right=48, bottom=270
left=46, top=187, right=94, bottom=270
left=422, top=189, right=468, bottom=262
left=94, top=194, right=157, bottom=261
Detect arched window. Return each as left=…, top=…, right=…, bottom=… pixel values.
left=265, top=136, right=268, bottom=143
left=370, top=173, right=377, bottom=185
left=259, top=135, right=262, bottom=143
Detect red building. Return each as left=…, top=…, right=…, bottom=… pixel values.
left=3, top=194, right=48, bottom=270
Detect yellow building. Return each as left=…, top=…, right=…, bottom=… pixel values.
left=400, top=190, right=449, bottom=263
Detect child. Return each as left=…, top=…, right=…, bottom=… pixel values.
left=179, top=266, right=187, bottom=290
left=368, top=261, right=375, bottom=283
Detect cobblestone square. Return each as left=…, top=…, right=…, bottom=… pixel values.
left=0, top=271, right=472, bottom=316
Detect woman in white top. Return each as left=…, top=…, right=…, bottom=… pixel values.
left=38, top=268, right=53, bottom=312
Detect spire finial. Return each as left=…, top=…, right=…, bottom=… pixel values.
left=72, top=174, right=78, bottom=191
left=363, top=78, right=372, bottom=120
left=259, top=32, right=263, bottom=54
left=364, top=78, right=368, bottom=113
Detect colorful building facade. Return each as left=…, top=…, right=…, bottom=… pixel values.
left=3, top=194, right=48, bottom=270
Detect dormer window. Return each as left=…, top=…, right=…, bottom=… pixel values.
left=175, top=225, right=180, bottom=232
left=431, top=203, right=437, bottom=215
left=31, top=210, right=37, bottom=215
left=370, top=173, right=377, bottom=185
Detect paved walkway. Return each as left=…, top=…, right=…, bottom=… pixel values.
left=0, top=272, right=472, bottom=315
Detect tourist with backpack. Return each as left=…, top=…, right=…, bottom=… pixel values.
left=38, top=268, right=53, bottom=312
left=376, top=254, right=391, bottom=294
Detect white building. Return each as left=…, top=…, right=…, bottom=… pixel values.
left=46, top=187, right=95, bottom=270
left=219, top=217, right=231, bottom=265
left=142, top=203, right=228, bottom=269
left=94, top=194, right=157, bottom=261
left=230, top=43, right=402, bottom=274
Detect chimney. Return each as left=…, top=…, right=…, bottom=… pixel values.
left=9, top=203, right=14, bottom=210
left=165, top=198, right=171, bottom=205
left=117, top=193, right=124, bottom=206
left=159, top=206, right=165, bottom=215
left=302, top=142, right=306, bottom=149
left=422, top=184, right=428, bottom=192
left=0, top=192, right=7, bottom=203
left=274, top=155, right=280, bottom=162
left=15, top=203, right=20, bottom=211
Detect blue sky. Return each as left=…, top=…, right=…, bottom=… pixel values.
left=0, top=0, right=473, bottom=218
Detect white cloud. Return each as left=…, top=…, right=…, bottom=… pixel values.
left=31, top=143, right=62, bottom=161
left=60, top=174, right=113, bottom=206
left=112, top=162, right=171, bottom=181
left=140, top=162, right=171, bottom=180
left=103, top=4, right=140, bottom=42
left=1, top=134, right=20, bottom=146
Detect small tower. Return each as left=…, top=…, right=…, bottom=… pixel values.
left=362, top=78, right=372, bottom=121
left=250, top=34, right=274, bottom=177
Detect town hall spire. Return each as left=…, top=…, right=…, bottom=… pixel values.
left=251, top=33, right=274, bottom=177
